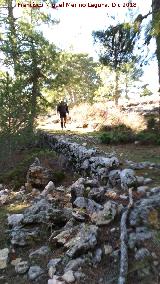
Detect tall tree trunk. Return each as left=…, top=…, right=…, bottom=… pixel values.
left=125, top=74, right=129, bottom=99
left=29, top=10, right=40, bottom=132
left=152, top=0, right=160, bottom=87
left=152, top=0, right=160, bottom=128
left=30, top=39, right=39, bottom=132
left=115, top=70, right=120, bottom=105
left=7, top=0, right=19, bottom=75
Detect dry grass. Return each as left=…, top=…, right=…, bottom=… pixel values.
left=70, top=102, right=147, bottom=132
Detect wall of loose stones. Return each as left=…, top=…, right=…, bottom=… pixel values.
left=40, top=132, right=120, bottom=185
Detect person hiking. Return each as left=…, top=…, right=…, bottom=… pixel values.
left=57, top=100, right=69, bottom=129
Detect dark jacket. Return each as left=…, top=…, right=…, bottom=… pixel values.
left=57, top=102, right=69, bottom=115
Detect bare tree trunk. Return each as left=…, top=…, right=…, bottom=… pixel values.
left=152, top=0, right=160, bottom=128
left=115, top=70, right=120, bottom=105
left=125, top=74, right=129, bottom=99
left=7, top=0, right=18, bottom=75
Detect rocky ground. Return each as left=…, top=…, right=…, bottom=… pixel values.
left=0, top=133, right=160, bottom=284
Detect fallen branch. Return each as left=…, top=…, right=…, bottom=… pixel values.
left=118, top=188, right=133, bottom=284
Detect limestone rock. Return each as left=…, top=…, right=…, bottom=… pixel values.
left=136, top=176, right=145, bottom=186
left=91, top=201, right=118, bottom=226
left=108, top=170, right=121, bottom=188
left=70, top=178, right=85, bottom=204
left=74, top=271, right=85, bottom=281
left=26, top=158, right=53, bottom=189
left=28, top=265, right=44, bottom=280
left=52, top=229, right=74, bottom=246
left=62, top=270, right=75, bottom=283
left=10, top=227, right=40, bottom=246
left=84, top=179, right=99, bottom=187
left=143, top=178, right=152, bottom=185
left=88, top=187, right=106, bottom=202
left=15, top=261, right=29, bottom=274
left=128, top=227, right=154, bottom=249
left=8, top=214, right=24, bottom=227
left=129, top=193, right=160, bottom=228
left=73, top=197, right=103, bottom=214
left=120, top=169, right=137, bottom=190
left=29, top=246, right=50, bottom=258
left=104, top=245, right=113, bottom=255
left=47, top=258, right=61, bottom=278
left=137, top=186, right=149, bottom=194
left=22, top=198, right=71, bottom=225
left=0, top=193, right=8, bottom=204
left=11, top=258, right=22, bottom=266
left=64, top=257, right=85, bottom=272
left=40, top=181, right=55, bottom=196
left=66, top=224, right=98, bottom=258
left=92, top=248, right=102, bottom=264
left=135, top=248, right=151, bottom=260
left=0, top=248, right=9, bottom=269
left=48, top=276, right=65, bottom=284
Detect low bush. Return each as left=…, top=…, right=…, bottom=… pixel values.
left=136, top=131, right=160, bottom=145
left=0, top=149, right=57, bottom=190
left=99, top=125, right=160, bottom=145
left=100, top=129, right=135, bottom=144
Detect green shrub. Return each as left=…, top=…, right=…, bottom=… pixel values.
left=53, top=171, right=65, bottom=183
left=99, top=123, right=135, bottom=144
left=100, top=133, right=112, bottom=144
left=147, top=117, right=157, bottom=130
left=0, top=149, right=57, bottom=190
left=136, top=131, right=160, bottom=145
left=100, top=130, right=134, bottom=144
left=99, top=123, right=132, bottom=133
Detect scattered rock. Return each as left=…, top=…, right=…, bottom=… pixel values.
left=26, top=158, right=53, bottom=189
left=120, top=169, right=137, bottom=190
left=56, top=186, right=65, bottom=192
left=137, top=186, right=149, bottom=194
left=66, top=225, right=98, bottom=258
left=47, top=258, right=61, bottom=278
left=136, top=176, right=145, bottom=186
left=48, top=276, right=65, bottom=284
left=91, top=201, right=119, bottom=225
left=74, top=271, right=85, bottom=281
left=28, top=265, right=44, bottom=280
left=135, top=248, right=151, bottom=260
left=29, top=246, right=50, bottom=258
left=62, top=270, right=75, bottom=283
left=108, top=170, right=121, bottom=188
left=143, top=178, right=153, bottom=185
left=88, top=187, right=106, bottom=202
left=10, top=227, right=40, bottom=246
left=40, top=181, right=55, bottom=196
left=150, top=187, right=160, bottom=195
left=104, top=245, right=113, bottom=255
left=0, top=248, right=9, bottom=269
left=92, top=248, right=102, bottom=264
left=70, top=178, right=85, bottom=204
left=73, top=197, right=103, bottom=214
left=15, top=261, right=29, bottom=274
left=8, top=214, right=24, bottom=227
left=128, top=227, right=154, bottom=249
left=11, top=258, right=22, bottom=266
left=64, top=257, right=85, bottom=272
left=129, top=193, right=160, bottom=228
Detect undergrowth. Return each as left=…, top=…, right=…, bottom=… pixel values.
left=99, top=124, right=160, bottom=145
left=0, top=149, right=62, bottom=190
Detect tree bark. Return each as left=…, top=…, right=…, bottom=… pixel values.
left=152, top=0, right=160, bottom=129
left=115, top=70, right=120, bottom=105
left=7, top=0, right=19, bottom=75
left=152, top=0, right=160, bottom=86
